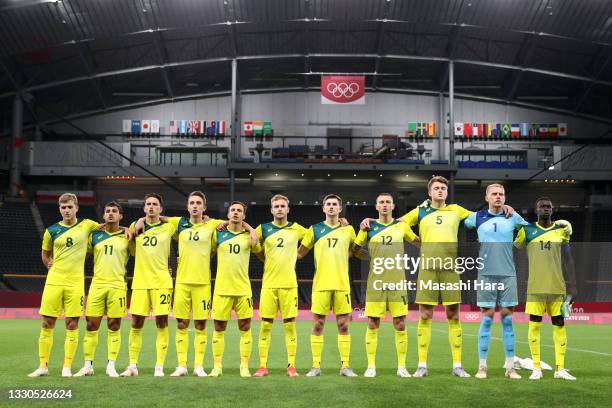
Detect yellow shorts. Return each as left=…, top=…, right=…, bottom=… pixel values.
left=211, top=294, right=253, bottom=321
left=525, top=301, right=563, bottom=317
left=85, top=286, right=127, bottom=318
left=259, top=287, right=298, bottom=319
left=415, top=270, right=461, bottom=306
left=311, top=290, right=352, bottom=316
left=39, top=284, right=84, bottom=318
left=130, top=288, right=173, bottom=317
left=365, top=299, right=408, bottom=318
left=173, top=283, right=211, bottom=320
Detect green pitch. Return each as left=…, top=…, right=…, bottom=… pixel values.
left=1, top=320, right=611, bottom=407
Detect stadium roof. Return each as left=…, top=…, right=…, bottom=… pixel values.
left=1, top=0, right=612, bottom=128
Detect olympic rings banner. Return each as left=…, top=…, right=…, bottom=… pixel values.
left=321, top=75, right=365, bottom=104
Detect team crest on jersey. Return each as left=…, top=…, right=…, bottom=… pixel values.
left=267, top=228, right=273, bottom=232
left=320, top=229, right=325, bottom=233
left=373, top=226, right=378, bottom=231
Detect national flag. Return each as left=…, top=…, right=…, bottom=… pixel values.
left=407, top=122, right=417, bottom=137
left=244, top=121, right=254, bottom=136
left=141, top=120, right=151, bottom=134
left=216, top=120, right=226, bottom=135
left=263, top=121, right=273, bottom=136
left=427, top=122, right=436, bottom=137
left=207, top=121, right=216, bottom=136
left=520, top=123, right=530, bottom=137
left=529, top=123, right=539, bottom=137
left=131, top=120, right=141, bottom=134
left=472, top=123, right=482, bottom=138
left=150, top=120, right=160, bottom=134
left=501, top=123, right=511, bottom=138
left=483, top=123, right=492, bottom=138
left=416, top=122, right=427, bottom=137
left=510, top=123, right=520, bottom=137
left=492, top=124, right=501, bottom=138
left=195, top=120, right=205, bottom=134
left=463, top=123, right=473, bottom=138
left=538, top=124, right=549, bottom=137
left=254, top=120, right=264, bottom=136
left=169, top=120, right=178, bottom=134
left=454, top=122, right=464, bottom=137
left=558, top=123, right=567, bottom=136
left=122, top=120, right=131, bottom=133
left=179, top=120, right=187, bottom=134
left=187, top=120, right=196, bottom=134
left=548, top=123, right=559, bottom=137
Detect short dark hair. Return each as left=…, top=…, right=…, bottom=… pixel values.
left=188, top=191, right=206, bottom=205
left=104, top=201, right=123, bottom=214
left=230, top=200, right=247, bottom=213
left=323, top=194, right=342, bottom=207
left=535, top=196, right=552, bottom=208
left=427, top=175, right=448, bottom=191
left=144, top=193, right=163, bottom=206
left=376, top=193, right=394, bottom=202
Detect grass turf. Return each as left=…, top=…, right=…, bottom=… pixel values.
left=0, top=319, right=611, bottom=407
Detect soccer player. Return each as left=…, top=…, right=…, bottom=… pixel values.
left=298, top=194, right=358, bottom=377
left=252, top=194, right=307, bottom=378
left=120, top=193, right=177, bottom=377
left=463, top=184, right=527, bottom=379
left=514, top=197, right=577, bottom=381
left=209, top=201, right=261, bottom=378
left=29, top=193, right=103, bottom=378
left=351, top=193, right=418, bottom=378
left=74, top=201, right=133, bottom=377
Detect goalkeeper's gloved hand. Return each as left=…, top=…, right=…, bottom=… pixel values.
left=554, top=219, right=573, bottom=235
left=418, top=199, right=431, bottom=208
left=561, top=295, right=573, bottom=319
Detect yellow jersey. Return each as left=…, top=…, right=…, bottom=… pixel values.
left=213, top=228, right=261, bottom=297
left=130, top=220, right=177, bottom=289
left=89, top=229, right=133, bottom=290
left=169, top=216, right=222, bottom=285
left=514, top=222, right=571, bottom=298
left=42, top=218, right=100, bottom=287
left=255, top=221, right=307, bottom=289
left=301, top=222, right=356, bottom=292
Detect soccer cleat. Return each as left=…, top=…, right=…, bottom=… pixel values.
left=61, top=367, right=73, bottom=378
left=396, top=367, right=412, bottom=378
left=240, top=367, right=251, bottom=378
left=363, top=367, right=377, bottom=378
left=505, top=368, right=522, bottom=380
left=253, top=367, right=269, bottom=377
left=120, top=366, right=138, bottom=377
left=193, top=367, right=208, bottom=377
left=170, top=367, right=188, bottom=377
left=209, top=367, right=223, bottom=377
left=154, top=366, right=165, bottom=377
left=28, top=367, right=49, bottom=378
left=286, top=367, right=299, bottom=377
left=339, top=367, right=358, bottom=377
left=452, top=367, right=471, bottom=378
left=554, top=368, right=576, bottom=381
left=305, top=367, right=321, bottom=377
left=106, top=366, right=119, bottom=378
left=73, top=366, right=94, bottom=377
left=529, top=369, right=543, bottom=380
left=475, top=365, right=487, bottom=379
left=413, top=367, right=428, bottom=378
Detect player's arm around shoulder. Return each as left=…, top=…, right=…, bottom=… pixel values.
left=297, top=226, right=314, bottom=259
left=513, top=225, right=527, bottom=248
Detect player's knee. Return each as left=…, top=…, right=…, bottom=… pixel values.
left=446, top=309, right=459, bottom=320
left=367, top=318, right=380, bottom=330
left=419, top=310, right=433, bottom=320
left=283, top=317, right=295, bottom=324
left=393, top=318, right=405, bottom=331
left=107, top=320, right=120, bottom=331
left=194, top=320, right=206, bottom=331
left=42, top=317, right=56, bottom=329
left=551, top=315, right=565, bottom=327
left=529, top=314, right=543, bottom=323
left=86, top=320, right=98, bottom=331
left=263, top=317, right=274, bottom=324
left=177, top=319, right=189, bottom=330
left=66, top=319, right=79, bottom=330
left=238, top=319, right=251, bottom=331
left=155, top=316, right=168, bottom=328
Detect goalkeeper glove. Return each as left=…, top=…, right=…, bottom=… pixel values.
left=561, top=295, right=573, bottom=319
left=554, top=219, right=573, bottom=235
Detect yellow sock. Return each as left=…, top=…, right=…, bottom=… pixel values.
left=107, top=329, right=121, bottom=362
left=258, top=321, right=273, bottom=368
left=310, top=335, right=324, bottom=368
left=128, top=328, right=142, bottom=365
left=63, top=329, right=79, bottom=368
left=528, top=321, right=542, bottom=369
left=365, top=328, right=378, bottom=367
left=240, top=329, right=252, bottom=369
left=212, top=330, right=225, bottom=368
left=176, top=328, right=189, bottom=368
left=448, top=319, right=462, bottom=365
left=553, top=325, right=567, bottom=370
left=194, top=329, right=207, bottom=369
left=83, top=330, right=99, bottom=362
left=395, top=329, right=407, bottom=368
left=38, top=327, right=54, bottom=367
left=338, top=334, right=351, bottom=369
left=417, top=319, right=432, bottom=365
left=284, top=321, right=297, bottom=368
left=156, top=327, right=169, bottom=367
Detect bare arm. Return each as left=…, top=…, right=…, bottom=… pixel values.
left=41, top=250, right=53, bottom=270
left=297, top=245, right=310, bottom=259
left=562, top=244, right=578, bottom=299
